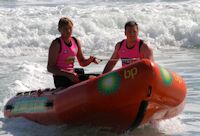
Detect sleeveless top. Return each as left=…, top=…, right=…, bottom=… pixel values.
left=118, top=38, right=143, bottom=66
left=56, top=37, right=78, bottom=71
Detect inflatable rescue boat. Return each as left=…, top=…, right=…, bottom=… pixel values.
left=4, top=59, right=187, bottom=132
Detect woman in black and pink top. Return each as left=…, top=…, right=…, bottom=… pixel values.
left=47, top=17, right=99, bottom=88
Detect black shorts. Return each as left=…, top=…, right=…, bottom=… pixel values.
left=53, top=75, right=89, bottom=89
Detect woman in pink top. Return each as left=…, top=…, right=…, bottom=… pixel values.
left=47, top=17, right=99, bottom=88
left=103, top=21, right=154, bottom=74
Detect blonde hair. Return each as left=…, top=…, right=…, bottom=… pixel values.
left=58, top=17, right=73, bottom=29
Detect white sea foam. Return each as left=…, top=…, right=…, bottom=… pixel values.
left=0, top=0, right=200, bottom=57
left=156, top=117, right=186, bottom=135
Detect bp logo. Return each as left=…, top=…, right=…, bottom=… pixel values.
left=159, top=66, right=173, bottom=86
left=98, top=72, right=121, bottom=95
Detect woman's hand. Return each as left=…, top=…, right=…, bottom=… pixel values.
left=63, top=71, right=79, bottom=83
left=90, top=56, right=102, bottom=64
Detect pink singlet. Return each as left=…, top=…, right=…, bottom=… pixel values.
left=56, top=37, right=78, bottom=71
left=118, top=38, right=142, bottom=66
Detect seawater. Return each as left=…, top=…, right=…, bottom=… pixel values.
left=0, top=0, right=200, bottom=135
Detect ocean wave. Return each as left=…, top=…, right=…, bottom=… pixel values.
left=0, top=0, right=200, bottom=57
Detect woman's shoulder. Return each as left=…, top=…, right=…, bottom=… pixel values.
left=50, top=38, right=61, bottom=51
left=53, top=37, right=61, bottom=44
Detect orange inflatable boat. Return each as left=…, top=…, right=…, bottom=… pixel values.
left=4, top=59, right=187, bottom=132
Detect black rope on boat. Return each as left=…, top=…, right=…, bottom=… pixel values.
left=127, top=86, right=152, bottom=131
left=45, top=100, right=54, bottom=107
left=5, top=105, right=14, bottom=110
left=128, top=100, right=148, bottom=131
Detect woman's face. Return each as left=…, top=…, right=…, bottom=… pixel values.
left=125, top=26, right=138, bottom=41
left=59, top=24, right=73, bottom=39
